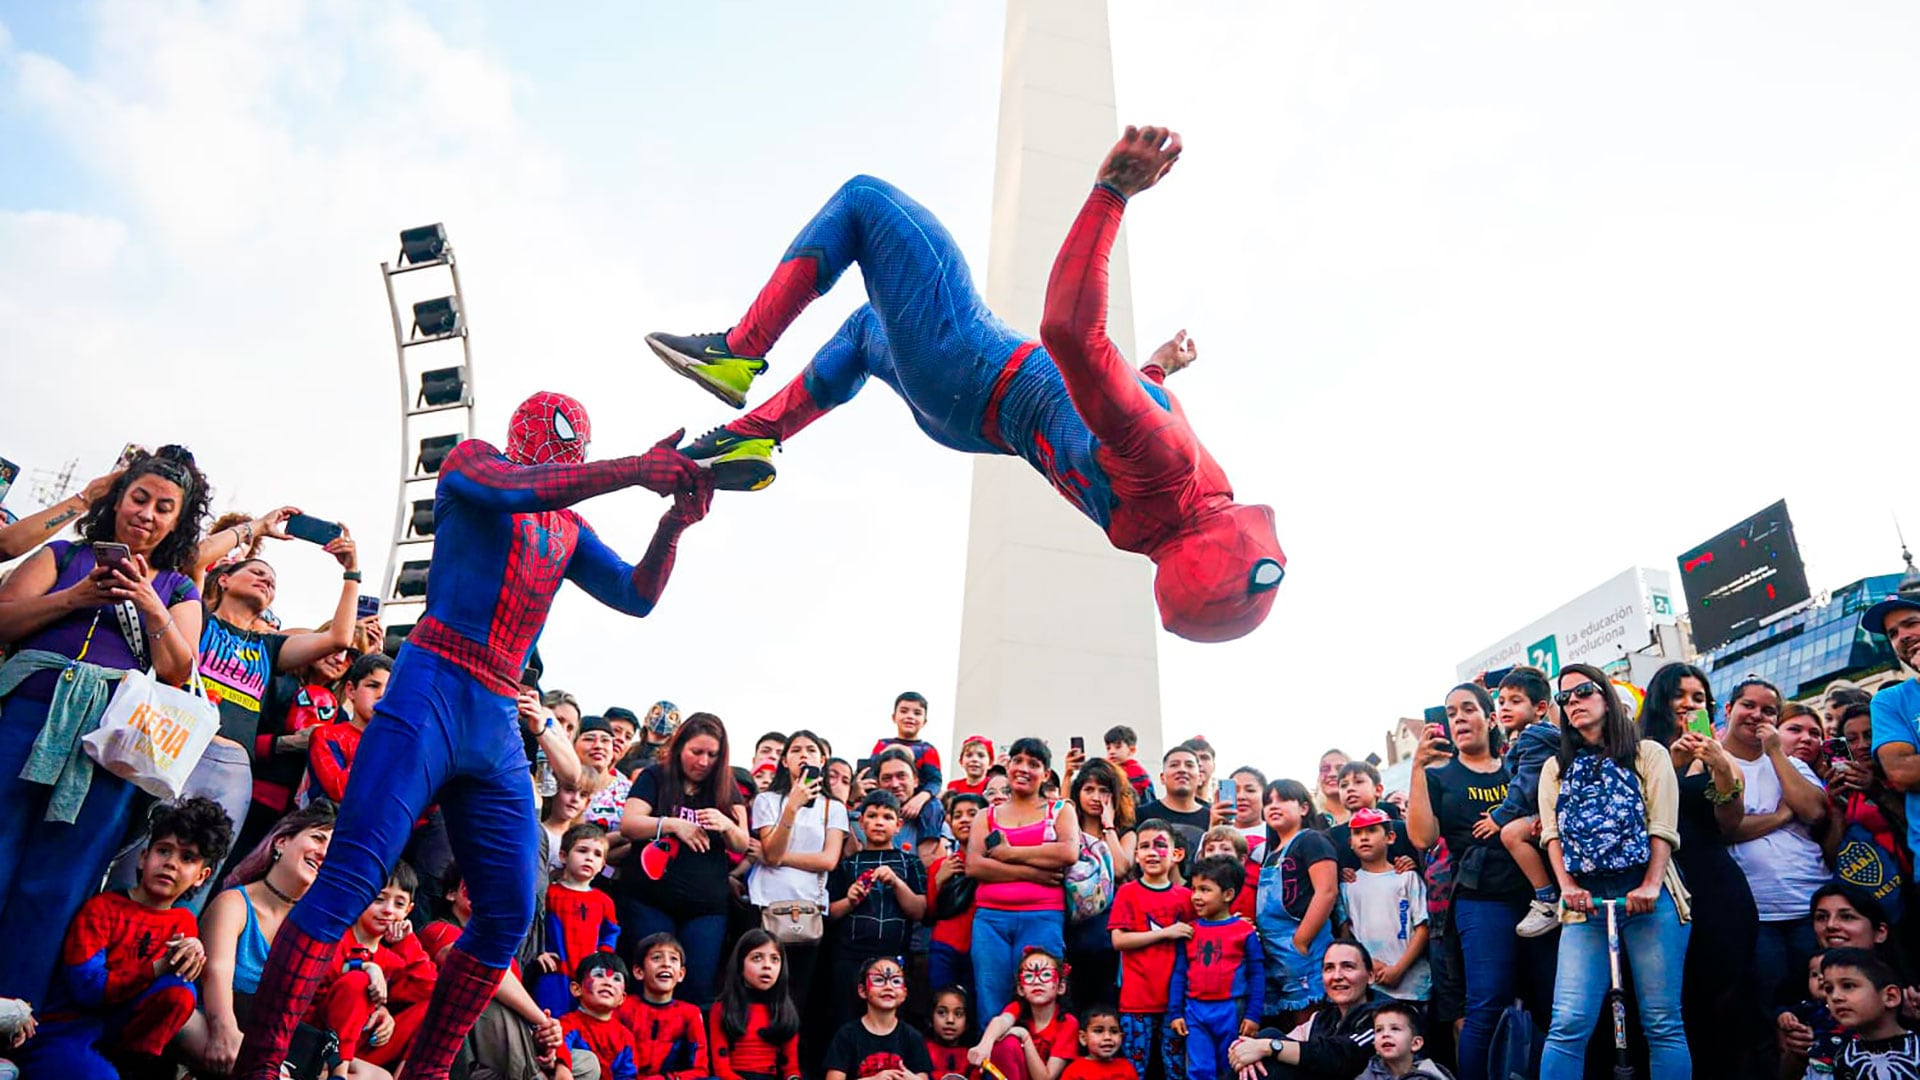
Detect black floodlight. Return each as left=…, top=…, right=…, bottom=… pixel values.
left=418, top=366, right=465, bottom=407
left=398, top=223, right=447, bottom=266
left=416, top=434, right=459, bottom=475
left=408, top=499, right=436, bottom=538
left=395, top=560, right=431, bottom=598
left=412, top=296, right=462, bottom=338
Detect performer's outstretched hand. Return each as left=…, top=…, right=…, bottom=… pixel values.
left=632, top=429, right=703, bottom=497
left=1151, top=329, right=1198, bottom=376
left=1099, top=125, right=1182, bottom=197
left=666, top=469, right=716, bottom=527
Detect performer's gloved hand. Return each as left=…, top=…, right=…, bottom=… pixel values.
left=664, top=469, right=716, bottom=529
left=629, top=429, right=702, bottom=497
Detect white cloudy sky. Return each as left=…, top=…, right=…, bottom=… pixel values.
left=3, top=2, right=1916, bottom=780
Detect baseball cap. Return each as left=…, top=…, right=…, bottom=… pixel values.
left=603, top=706, right=640, bottom=730
left=577, top=716, right=614, bottom=737
left=752, top=760, right=778, bottom=777
left=1862, top=596, right=1920, bottom=637
left=1349, top=807, right=1391, bottom=831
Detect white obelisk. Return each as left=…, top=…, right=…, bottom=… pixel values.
left=953, top=0, right=1164, bottom=766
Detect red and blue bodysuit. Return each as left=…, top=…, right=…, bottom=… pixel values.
left=712, top=176, right=1286, bottom=642
left=535, top=882, right=621, bottom=1016
left=10, top=891, right=199, bottom=1078
left=1166, top=917, right=1264, bottom=1080
left=236, top=393, right=710, bottom=1080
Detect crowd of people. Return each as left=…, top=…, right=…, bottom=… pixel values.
left=5, top=446, right=1920, bottom=1080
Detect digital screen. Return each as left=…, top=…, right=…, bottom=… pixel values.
left=1676, top=499, right=1811, bottom=651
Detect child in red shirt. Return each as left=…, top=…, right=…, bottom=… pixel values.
left=536, top=823, right=619, bottom=1016
left=312, top=861, right=437, bottom=1073
left=1103, top=727, right=1155, bottom=804
left=947, top=737, right=994, bottom=797
left=306, top=652, right=392, bottom=803
left=619, top=932, right=711, bottom=1080
left=565, top=952, right=639, bottom=1080
left=926, top=985, right=976, bottom=1080
left=1109, top=820, right=1194, bottom=1080
left=1060, top=1006, right=1139, bottom=1080
left=16, top=798, right=231, bottom=1078
left=709, top=929, right=801, bottom=1080
left=928, top=791, right=987, bottom=995
left=970, top=948, right=1078, bottom=1080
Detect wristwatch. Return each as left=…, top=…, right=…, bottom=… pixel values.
left=1268, top=1038, right=1286, bottom=1057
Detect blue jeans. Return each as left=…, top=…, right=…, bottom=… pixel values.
left=1540, top=882, right=1691, bottom=1080
left=929, top=940, right=973, bottom=1001
left=0, top=692, right=137, bottom=1003
left=1752, top=916, right=1817, bottom=1010
left=973, top=906, right=1065, bottom=1020
left=1452, top=895, right=1524, bottom=1080
left=626, top=902, right=728, bottom=1005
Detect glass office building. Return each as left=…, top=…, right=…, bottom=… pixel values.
left=1699, top=573, right=1904, bottom=699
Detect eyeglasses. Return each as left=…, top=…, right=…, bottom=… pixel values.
left=866, top=972, right=906, bottom=988
left=1554, top=681, right=1603, bottom=707
left=1019, top=968, right=1058, bottom=985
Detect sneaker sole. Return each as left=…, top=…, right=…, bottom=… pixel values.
left=646, top=335, right=750, bottom=410
left=703, top=456, right=777, bottom=492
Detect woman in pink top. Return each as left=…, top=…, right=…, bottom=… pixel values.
left=967, top=736, right=1080, bottom=1018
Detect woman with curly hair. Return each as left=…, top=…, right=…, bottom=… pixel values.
left=0, top=445, right=212, bottom=1003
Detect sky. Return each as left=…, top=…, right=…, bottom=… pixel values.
left=2, top=1, right=1917, bottom=781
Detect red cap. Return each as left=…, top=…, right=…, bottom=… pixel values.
left=1153, top=503, right=1286, bottom=643
left=1350, top=807, right=1391, bottom=831
left=961, top=735, right=995, bottom=760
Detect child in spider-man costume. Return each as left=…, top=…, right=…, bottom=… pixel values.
left=647, top=125, right=1283, bottom=643
left=235, top=392, right=713, bottom=1080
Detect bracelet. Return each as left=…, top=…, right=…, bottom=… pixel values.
left=151, top=613, right=175, bottom=639
left=1704, top=779, right=1744, bottom=806
left=343, top=570, right=362, bottom=583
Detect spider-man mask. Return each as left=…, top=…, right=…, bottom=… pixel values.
left=1152, top=503, right=1286, bottom=643
left=506, top=392, right=591, bottom=465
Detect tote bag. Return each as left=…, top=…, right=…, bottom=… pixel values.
left=82, top=668, right=220, bottom=799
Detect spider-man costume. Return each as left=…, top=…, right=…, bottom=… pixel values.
left=534, top=882, right=621, bottom=1016
left=670, top=176, right=1285, bottom=642
left=1167, top=917, right=1263, bottom=1080
left=236, top=392, right=710, bottom=1080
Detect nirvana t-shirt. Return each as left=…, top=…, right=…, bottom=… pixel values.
left=1422, top=758, right=1528, bottom=900
left=824, top=1018, right=933, bottom=1080
left=199, top=615, right=287, bottom=759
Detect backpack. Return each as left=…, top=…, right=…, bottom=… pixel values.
left=1487, top=999, right=1542, bottom=1080
left=1064, top=831, right=1115, bottom=924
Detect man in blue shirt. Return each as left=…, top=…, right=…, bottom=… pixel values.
left=1865, top=595, right=1920, bottom=858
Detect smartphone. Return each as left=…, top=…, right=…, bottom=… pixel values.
left=1216, top=778, right=1236, bottom=805
left=1825, top=737, right=1851, bottom=764
left=801, top=764, right=823, bottom=787
left=92, top=541, right=133, bottom=572
left=356, top=595, right=382, bottom=620
left=1070, top=735, right=1085, bottom=754
left=1483, top=666, right=1515, bottom=690
left=1685, top=708, right=1714, bottom=739
left=285, top=513, right=343, bottom=546
left=1426, top=723, right=1455, bottom=755
left=0, top=455, right=19, bottom=507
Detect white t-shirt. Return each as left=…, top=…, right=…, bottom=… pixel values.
left=749, top=790, right=849, bottom=906
left=1729, top=752, right=1832, bottom=922
left=1340, top=868, right=1430, bottom=1000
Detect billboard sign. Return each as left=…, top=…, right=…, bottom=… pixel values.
left=1455, top=567, right=1677, bottom=682
left=1676, top=499, right=1811, bottom=652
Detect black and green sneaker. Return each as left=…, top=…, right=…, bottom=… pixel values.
left=681, top=426, right=778, bottom=492
left=646, top=330, right=768, bottom=410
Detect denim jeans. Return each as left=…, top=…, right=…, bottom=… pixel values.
left=1540, top=876, right=1691, bottom=1080
left=973, top=906, right=1065, bottom=1020
left=1452, top=895, right=1524, bottom=1080
left=1752, top=916, right=1817, bottom=1010
left=625, top=903, right=729, bottom=1004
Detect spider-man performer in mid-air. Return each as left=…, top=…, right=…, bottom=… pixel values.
left=647, top=125, right=1284, bottom=642
left=236, top=393, right=713, bottom=1080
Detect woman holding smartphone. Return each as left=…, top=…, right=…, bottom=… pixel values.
left=0, top=446, right=210, bottom=1003
left=1637, top=661, right=1756, bottom=1080
left=752, top=729, right=845, bottom=1075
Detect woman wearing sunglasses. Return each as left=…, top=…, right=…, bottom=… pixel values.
left=1535, top=663, right=1691, bottom=1079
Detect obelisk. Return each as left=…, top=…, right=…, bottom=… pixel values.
left=953, top=0, right=1164, bottom=767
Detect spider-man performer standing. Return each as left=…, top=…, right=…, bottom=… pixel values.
left=647, top=125, right=1284, bottom=642
left=236, top=393, right=713, bottom=1080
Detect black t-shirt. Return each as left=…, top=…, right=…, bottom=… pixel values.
left=1136, top=799, right=1213, bottom=859
left=1422, top=758, right=1528, bottom=900
left=1327, top=803, right=1424, bottom=873
left=824, top=1017, right=933, bottom=1080
left=620, top=764, right=736, bottom=915
left=1269, top=828, right=1339, bottom=920
left=828, top=848, right=928, bottom=955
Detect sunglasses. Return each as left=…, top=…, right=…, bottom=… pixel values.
left=1554, top=681, right=1603, bottom=707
